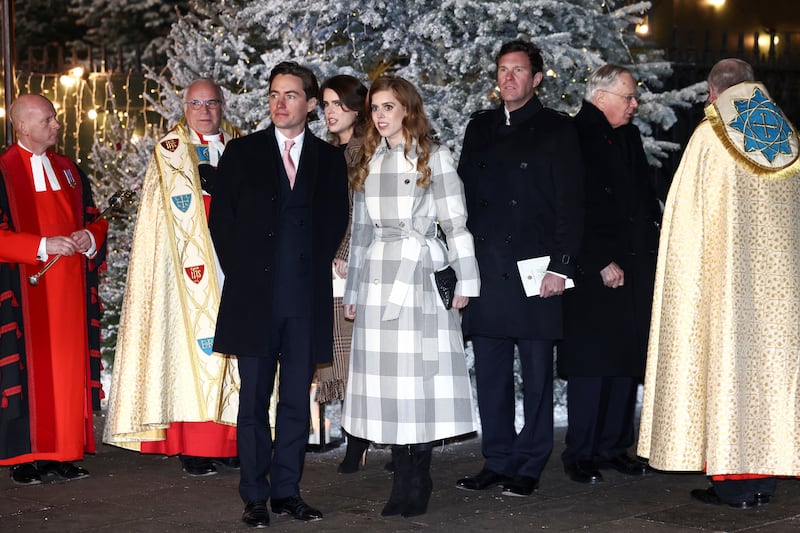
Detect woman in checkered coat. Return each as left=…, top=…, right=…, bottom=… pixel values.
left=342, top=77, right=480, bottom=518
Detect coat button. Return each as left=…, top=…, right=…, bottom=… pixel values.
left=264, top=266, right=271, bottom=272
left=271, top=195, right=277, bottom=201
left=604, top=186, right=612, bottom=194
left=267, top=231, right=274, bottom=237
left=502, top=273, right=509, bottom=280
left=509, top=199, right=517, bottom=206
left=399, top=222, right=405, bottom=228
left=373, top=278, right=380, bottom=285
left=505, top=235, right=512, bottom=243
left=404, top=178, right=410, bottom=184
left=478, top=161, right=487, bottom=169
left=480, top=200, right=489, bottom=207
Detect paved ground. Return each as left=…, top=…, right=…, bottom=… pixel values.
left=2, top=414, right=800, bottom=532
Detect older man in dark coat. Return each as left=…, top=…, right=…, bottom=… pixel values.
left=557, top=65, right=661, bottom=484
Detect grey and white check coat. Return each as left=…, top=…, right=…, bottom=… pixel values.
left=342, top=141, right=480, bottom=445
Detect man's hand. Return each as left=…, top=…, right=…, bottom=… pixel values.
left=600, top=261, right=624, bottom=289
left=70, top=230, right=92, bottom=254
left=539, top=272, right=566, bottom=298
left=343, top=303, right=356, bottom=320
left=45, top=235, right=81, bottom=256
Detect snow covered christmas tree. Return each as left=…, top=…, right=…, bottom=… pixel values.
left=87, top=0, right=705, bottom=414
left=134, top=0, right=704, bottom=158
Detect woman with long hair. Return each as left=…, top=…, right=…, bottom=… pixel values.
left=315, top=74, right=371, bottom=474
left=342, top=76, right=479, bottom=517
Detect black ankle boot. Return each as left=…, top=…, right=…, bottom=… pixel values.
left=381, top=445, right=411, bottom=516
left=338, top=434, right=370, bottom=474
left=403, top=443, right=433, bottom=517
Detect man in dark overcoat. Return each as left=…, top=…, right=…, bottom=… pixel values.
left=557, top=65, right=661, bottom=484
left=209, top=62, right=348, bottom=527
left=456, top=40, right=583, bottom=497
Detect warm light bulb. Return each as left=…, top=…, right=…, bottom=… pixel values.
left=757, top=34, right=780, bottom=48
left=706, top=0, right=725, bottom=7
left=87, top=109, right=98, bottom=120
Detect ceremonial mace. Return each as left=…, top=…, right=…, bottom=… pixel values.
left=28, top=189, right=135, bottom=286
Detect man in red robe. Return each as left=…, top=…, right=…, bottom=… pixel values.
left=0, top=94, right=108, bottom=485
left=104, top=79, right=240, bottom=476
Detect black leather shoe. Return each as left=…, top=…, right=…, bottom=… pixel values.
left=690, top=487, right=761, bottom=509
left=242, top=500, right=269, bottom=528
left=212, top=457, right=240, bottom=469
left=599, top=454, right=651, bottom=476
left=38, top=461, right=90, bottom=480
left=10, top=463, right=42, bottom=485
left=456, top=468, right=512, bottom=491
left=501, top=475, right=539, bottom=497
left=271, top=495, right=322, bottom=521
left=564, top=461, right=604, bottom=484
left=180, top=455, right=217, bottom=476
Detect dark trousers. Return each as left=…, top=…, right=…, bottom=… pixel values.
left=713, top=477, right=777, bottom=502
left=562, top=376, right=638, bottom=464
left=237, top=317, right=315, bottom=503
left=472, top=336, right=554, bottom=478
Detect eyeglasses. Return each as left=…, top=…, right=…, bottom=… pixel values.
left=599, top=90, right=638, bottom=103
left=185, top=99, right=223, bottom=110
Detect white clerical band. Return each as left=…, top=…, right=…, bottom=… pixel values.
left=201, top=133, right=225, bottom=167
left=30, top=153, right=61, bottom=192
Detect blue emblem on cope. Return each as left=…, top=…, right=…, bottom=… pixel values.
left=171, top=194, right=192, bottom=212
left=196, top=145, right=210, bottom=164
left=728, top=88, right=794, bottom=163
left=198, top=337, right=214, bottom=355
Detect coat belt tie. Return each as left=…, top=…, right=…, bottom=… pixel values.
left=375, top=225, right=440, bottom=375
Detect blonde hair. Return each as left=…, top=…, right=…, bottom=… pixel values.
left=351, top=76, right=436, bottom=191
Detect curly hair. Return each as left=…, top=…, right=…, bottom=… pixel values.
left=320, top=75, right=369, bottom=145
left=351, top=76, right=437, bottom=191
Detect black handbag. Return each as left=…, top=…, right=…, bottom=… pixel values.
left=433, top=266, right=457, bottom=310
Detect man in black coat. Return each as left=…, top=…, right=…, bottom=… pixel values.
left=557, top=65, right=661, bottom=484
left=209, top=62, right=348, bottom=527
left=456, top=40, right=583, bottom=497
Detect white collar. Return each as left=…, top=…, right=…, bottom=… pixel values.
left=18, top=142, right=60, bottom=192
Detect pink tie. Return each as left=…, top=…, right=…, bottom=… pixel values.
left=282, top=139, right=296, bottom=189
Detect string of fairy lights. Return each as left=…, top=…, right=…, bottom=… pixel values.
left=7, top=69, right=167, bottom=174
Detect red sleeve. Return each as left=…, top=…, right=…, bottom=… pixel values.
left=0, top=229, right=42, bottom=264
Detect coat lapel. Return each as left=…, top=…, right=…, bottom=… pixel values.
left=297, top=127, right=319, bottom=196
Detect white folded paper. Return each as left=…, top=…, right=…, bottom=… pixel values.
left=516, top=256, right=575, bottom=297
left=332, top=266, right=346, bottom=297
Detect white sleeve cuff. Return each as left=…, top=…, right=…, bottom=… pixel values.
left=83, top=229, right=98, bottom=259
left=37, top=238, right=48, bottom=261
